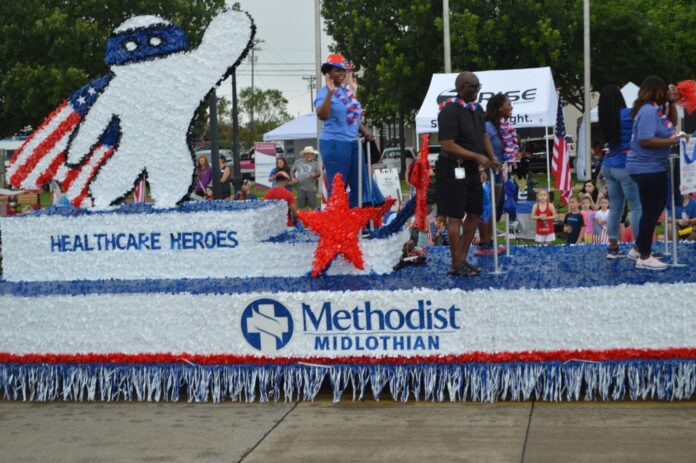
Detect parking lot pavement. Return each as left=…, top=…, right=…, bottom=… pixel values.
left=1, top=399, right=695, bottom=463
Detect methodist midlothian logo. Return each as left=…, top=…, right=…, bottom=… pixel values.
left=241, top=298, right=294, bottom=353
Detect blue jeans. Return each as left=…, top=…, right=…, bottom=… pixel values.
left=319, top=138, right=384, bottom=207
left=630, top=171, right=667, bottom=257
left=600, top=165, right=642, bottom=242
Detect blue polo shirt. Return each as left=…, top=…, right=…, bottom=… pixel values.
left=626, top=103, right=672, bottom=175
left=314, top=86, right=361, bottom=142
left=602, top=108, right=633, bottom=169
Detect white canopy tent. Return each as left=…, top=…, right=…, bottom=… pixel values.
left=415, top=67, right=558, bottom=134
left=263, top=112, right=317, bottom=142
left=415, top=66, right=558, bottom=186
left=262, top=112, right=318, bottom=167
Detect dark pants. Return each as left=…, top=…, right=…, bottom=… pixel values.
left=631, top=171, right=667, bottom=257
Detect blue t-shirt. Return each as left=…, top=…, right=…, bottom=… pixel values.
left=626, top=103, right=672, bottom=175
left=314, top=85, right=361, bottom=142
left=602, top=107, right=633, bottom=169
left=485, top=121, right=505, bottom=162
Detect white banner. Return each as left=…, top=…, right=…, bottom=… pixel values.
left=1, top=284, right=694, bottom=357
left=680, top=138, right=696, bottom=194
left=0, top=203, right=406, bottom=281
left=415, top=67, right=558, bottom=133
left=254, top=142, right=278, bottom=189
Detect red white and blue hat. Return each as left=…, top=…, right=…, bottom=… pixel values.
left=321, top=53, right=354, bottom=74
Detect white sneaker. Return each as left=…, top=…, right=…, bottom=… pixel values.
left=636, top=256, right=668, bottom=271
left=627, top=248, right=640, bottom=260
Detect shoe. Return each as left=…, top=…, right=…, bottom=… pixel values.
left=474, top=242, right=494, bottom=255
left=606, top=247, right=625, bottom=259
left=627, top=248, right=640, bottom=260
left=450, top=261, right=481, bottom=276
left=474, top=242, right=505, bottom=256
left=635, top=256, right=668, bottom=271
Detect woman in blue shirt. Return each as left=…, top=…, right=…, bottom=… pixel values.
left=315, top=54, right=383, bottom=207
left=626, top=76, right=687, bottom=270
left=478, top=92, right=518, bottom=254
left=598, top=85, right=641, bottom=259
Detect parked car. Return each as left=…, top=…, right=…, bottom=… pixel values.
left=377, top=147, right=415, bottom=171
left=520, top=137, right=553, bottom=174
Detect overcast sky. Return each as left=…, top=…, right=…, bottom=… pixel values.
left=216, top=0, right=332, bottom=118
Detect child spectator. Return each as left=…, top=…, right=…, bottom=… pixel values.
left=264, top=171, right=297, bottom=227
left=530, top=189, right=557, bottom=245
left=593, top=196, right=610, bottom=243
left=432, top=215, right=449, bottom=246
left=580, top=196, right=595, bottom=243
left=562, top=195, right=584, bottom=244
left=234, top=179, right=257, bottom=201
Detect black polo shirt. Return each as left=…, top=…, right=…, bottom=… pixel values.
left=438, top=102, right=486, bottom=172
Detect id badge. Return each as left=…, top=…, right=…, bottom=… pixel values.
left=454, top=167, right=466, bottom=179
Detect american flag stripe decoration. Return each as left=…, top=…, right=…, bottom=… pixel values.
left=7, top=75, right=113, bottom=200
left=7, top=102, right=77, bottom=188
left=60, top=119, right=120, bottom=208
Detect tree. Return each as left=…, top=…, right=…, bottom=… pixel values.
left=0, top=0, right=226, bottom=137
left=321, top=0, right=696, bottom=119
left=237, top=87, right=292, bottom=149
left=194, top=89, right=292, bottom=152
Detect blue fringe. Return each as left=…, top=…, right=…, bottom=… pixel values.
left=1, top=360, right=694, bottom=403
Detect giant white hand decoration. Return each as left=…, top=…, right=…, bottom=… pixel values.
left=8, top=8, right=254, bottom=208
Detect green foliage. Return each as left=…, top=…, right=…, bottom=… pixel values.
left=0, top=0, right=225, bottom=137
left=322, top=0, right=442, bottom=125
left=196, top=88, right=292, bottom=152
left=321, top=0, right=696, bottom=119
left=237, top=87, right=291, bottom=150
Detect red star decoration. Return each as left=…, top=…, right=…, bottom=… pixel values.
left=409, top=133, right=432, bottom=231
left=297, top=174, right=388, bottom=278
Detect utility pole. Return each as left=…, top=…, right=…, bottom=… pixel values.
left=443, top=0, right=451, bottom=73
left=302, top=75, right=316, bottom=112
left=250, top=38, right=264, bottom=134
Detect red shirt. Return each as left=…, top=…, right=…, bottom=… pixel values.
left=265, top=186, right=296, bottom=226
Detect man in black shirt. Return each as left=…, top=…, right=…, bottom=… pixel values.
left=436, top=71, right=501, bottom=276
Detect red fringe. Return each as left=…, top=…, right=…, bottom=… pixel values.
left=2, top=347, right=695, bottom=366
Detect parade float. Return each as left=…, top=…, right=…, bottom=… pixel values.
left=1, top=6, right=694, bottom=403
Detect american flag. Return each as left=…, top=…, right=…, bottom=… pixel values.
left=7, top=75, right=116, bottom=208
left=320, top=164, right=328, bottom=208
left=551, top=94, right=571, bottom=206
left=133, top=174, right=147, bottom=203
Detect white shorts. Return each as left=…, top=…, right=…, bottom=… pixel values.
left=535, top=233, right=556, bottom=243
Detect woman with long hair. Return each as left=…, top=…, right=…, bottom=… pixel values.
left=476, top=92, right=518, bottom=254
left=626, top=76, right=687, bottom=270
left=268, top=156, right=292, bottom=191
left=597, top=85, right=641, bottom=258
left=194, top=154, right=212, bottom=199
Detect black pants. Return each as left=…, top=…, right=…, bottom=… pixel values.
left=631, top=171, right=667, bottom=256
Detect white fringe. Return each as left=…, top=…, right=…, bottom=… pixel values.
left=1, top=361, right=694, bottom=403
